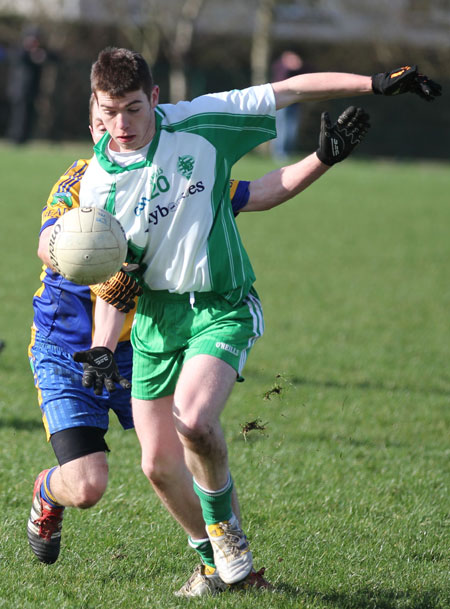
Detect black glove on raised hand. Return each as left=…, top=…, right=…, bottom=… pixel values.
left=316, top=106, right=370, bottom=166
left=372, top=65, right=442, bottom=101
left=73, top=346, right=131, bottom=395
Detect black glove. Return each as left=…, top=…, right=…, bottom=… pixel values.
left=316, top=106, right=370, bottom=166
left=73, top=346, right=131, bottom=395
left=372, top=65, right=442, bottom=101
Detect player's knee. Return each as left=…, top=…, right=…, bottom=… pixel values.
left=141, top=453, right=180, bottom=488
left=174, top=415, right=217, bottom=455
left=70, top=476, right=108, bottom=508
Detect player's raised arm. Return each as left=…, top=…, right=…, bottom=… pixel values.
left=272, top=72, right=372, bottom=108
left=241, top=154, right=327, bottom=212
left=272, top=64, right=441, bottom=109
left=240, top=105, right=370, bottom=213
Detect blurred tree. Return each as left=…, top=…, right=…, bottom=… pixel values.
left=251, top=0, right=276, bottom=154
left=103, top=0, right=161, bottom=65
left=102, top=0, right=275, bottom=101
left=251, top=0, right=275, bottom=85
left=165, top=0, right=206, bottom=101
left=1, top=0, right=446, bottom=156
left=102, top=0, right=206, bottom=102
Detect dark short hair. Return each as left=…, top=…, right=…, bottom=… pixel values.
left=90, top=47, right=154, bottom=100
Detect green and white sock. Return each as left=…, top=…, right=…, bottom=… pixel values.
left=193, top=473, right=233, bottom=526
left=188, top=536, right=215, bottom=569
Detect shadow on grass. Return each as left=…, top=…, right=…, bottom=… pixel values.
left=245, top=366, right=449, bottom=399
left=290, top=375, right=449, bottom=399
left=275, top=582, right=443, bottom=609
left=0, top=416, right=43, bottom=431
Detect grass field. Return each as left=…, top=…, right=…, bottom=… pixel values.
left=0, top=141, right=449, bottom=609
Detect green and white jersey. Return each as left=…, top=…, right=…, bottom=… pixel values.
left=79, top=84, right=276, bottom=305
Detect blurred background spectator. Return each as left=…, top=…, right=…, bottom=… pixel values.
left=0, top=2, right=447, bottom=159
left=270, top=50, right=313, bottom=160
left=7, top=25, right=49, bottom=144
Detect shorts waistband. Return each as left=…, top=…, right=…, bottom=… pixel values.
left=142, top=288, right=219, bottom=303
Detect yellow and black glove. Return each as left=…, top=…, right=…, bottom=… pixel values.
left=90, top=269, right=142, bottom=313
left=372, top=65, right=442, bottom=101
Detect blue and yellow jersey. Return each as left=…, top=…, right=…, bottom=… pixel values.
left=31, top=158, right=251, bottom=354
left=31, top=158, right=135, bottom=354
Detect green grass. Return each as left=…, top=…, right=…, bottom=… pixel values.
left=0, top=141, right=449, bottom=608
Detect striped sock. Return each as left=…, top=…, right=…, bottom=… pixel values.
left=193, top=473, right=233, bottom=526
left=188, top=536, right=215, bottom=568
left=40, top=467, right=64, bottom=508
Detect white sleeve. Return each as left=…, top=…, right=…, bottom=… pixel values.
left=158, top=83, right=276, bottom=122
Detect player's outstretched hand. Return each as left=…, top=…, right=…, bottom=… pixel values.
left=372, top=65, right=442, bottom=101
left=73, top=346, right=131, bottom=395
left=316, top=106, right=370, bottom=166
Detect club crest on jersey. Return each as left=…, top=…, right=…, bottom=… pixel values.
left=51, top=193, right=73, bottom=208
left=177, top=155, right=195, bottom=179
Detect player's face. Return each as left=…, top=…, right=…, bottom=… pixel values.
left=89, top=103, right=107, bottom=144
left=95, top=86, right=160, bottom=152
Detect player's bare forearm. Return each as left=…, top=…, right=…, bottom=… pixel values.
left=272, top=73, right=373, bottom=109
left=38, top=226, right=55, bottom=269
left=242, top=153, right=329, bottom=212
left=91, top=296, right=126, bottom=352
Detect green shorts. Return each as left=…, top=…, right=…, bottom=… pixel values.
left=131, top=288, right=264, bottom=400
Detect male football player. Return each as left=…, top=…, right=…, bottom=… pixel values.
left=73, top=49, right=439, bottom=595
left=28, top=94, right=370, bottom=595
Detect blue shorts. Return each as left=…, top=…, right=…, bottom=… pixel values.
left=29, top=334, right=134, bottom=440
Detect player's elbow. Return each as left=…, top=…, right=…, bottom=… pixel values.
left=241, top=198, right=281, bottom=213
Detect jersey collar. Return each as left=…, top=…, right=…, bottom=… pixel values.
left=94, top=111, right=163, bottom=173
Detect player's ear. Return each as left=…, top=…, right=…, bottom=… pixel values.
left=151, top=85, right=160, bottom=108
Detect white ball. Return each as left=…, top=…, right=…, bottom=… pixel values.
left=48, top=207, right=128, bottom=285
